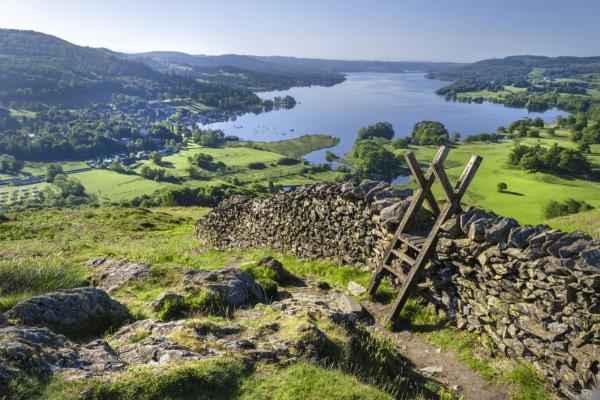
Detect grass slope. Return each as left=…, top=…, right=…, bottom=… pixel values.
left=401, top=137, right=600, bottom=226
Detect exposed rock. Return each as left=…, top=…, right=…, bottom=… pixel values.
left=0, top=325, right=123, bottom=391
left=5, top=287, right=129, bottom=338
left=580, top=247, right=600, bottom=268
left=88, top=257, right=151, bottom=292
left=468, top=218, right=489, bottom=242
left=485, top=218, right=518, bottom=244
left=546, top=232, right=591, bottom=258
left=337, top=294, right=364, bottom=317
left=347, top=281, right=366, bottom=296
left=183, top=267, right=268, bottom=307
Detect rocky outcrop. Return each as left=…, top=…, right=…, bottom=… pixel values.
left=87, top=257, right=151, bottom=293
left=4, top=287, right=130, bottom=338
left=182, top=267, right=268, bottom=307
left=0, top=325, right=123, bottom=392
left=196, top=180, right=600, bottom=399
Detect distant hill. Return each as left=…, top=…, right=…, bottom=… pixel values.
left=427, top=55, right=600, bottom=113
left=428, top=55, right=600, bottom=84
left=132, top=51, right=460, bottom=74
left=0, top=29, right=257, bottom=107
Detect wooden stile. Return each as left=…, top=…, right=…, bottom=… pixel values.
left=367, top=146, right=482, bottom=326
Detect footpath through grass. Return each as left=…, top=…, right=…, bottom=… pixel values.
left=396, top=299, right=560, bottom=400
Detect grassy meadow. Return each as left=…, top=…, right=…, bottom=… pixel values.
left=0, top=135, right=343, bottom=205
left=400, top=134, right=600, bottom=228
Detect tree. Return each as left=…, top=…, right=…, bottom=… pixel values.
left=392, top=136, right=411, bottom=149
left=451, top=132, right=461, bottom=142
left=532, top=117, right=544, bottom=128
left=356, top=122, right=395, bottom=141
left=350, top=139, right=403, bottom=182
left=497, top=182, right=507, bottom=192
left=411, top=121, right=449, bottom=145
left=45, top=163, right=64, bottom=183
left=0, top=154, right=24, bottom=174
left=192, top=129, right=226, bottom=147
left=150, top=151, right=162, bottom=164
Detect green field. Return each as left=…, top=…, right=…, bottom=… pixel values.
left=401, top=137, right=600, bottom=227
left=232, top=134, right=341, bottom=157
left=1, top=136, right=342, bottom=206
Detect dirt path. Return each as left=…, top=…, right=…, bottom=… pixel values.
left=362, top=301, right=510, bottom=400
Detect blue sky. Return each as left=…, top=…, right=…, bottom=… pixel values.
left=1, top=0, right=599, bottom=62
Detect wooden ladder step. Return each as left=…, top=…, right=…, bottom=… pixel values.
left=382, top=264, right=407, bottom=284
left=390, top=249, right=416, bottom=265
left=397, top=233, right=427, bottom=251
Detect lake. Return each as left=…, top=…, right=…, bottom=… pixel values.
left=202, top=72, right=567, bottom=163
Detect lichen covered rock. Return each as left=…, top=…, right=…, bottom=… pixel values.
left=5, top=287, right=129, bottom=338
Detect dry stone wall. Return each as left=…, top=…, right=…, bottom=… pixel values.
left=196, top=179, right=600, bottom=399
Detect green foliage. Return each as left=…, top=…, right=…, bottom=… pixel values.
left=464, top=133, right=504, bottom=143
left=240, top=263, right=283, bottom=299
left=192, top=129, right=226, bottom=147
left=391, top=136, right=412, bottom=149
left=149, top=151, right=161, bottom=164
left=350, top=139, right=403, bottom=182
left=0, top=154, right=24, bottom=174
left=543, top=198, right=594, bottom=219
left=45, top=163, right=64, bottom=183
left=497, top=182, right=507, bottom=192
left=157, top=289, right=227, bottom=320
left=356, top=122, right=395, bottom=141
left=247, top=162, right=267, bottom=170
left=188, top=152, right=226, bottom=171
left=124, top=183, right=267, bottom=208
left=276, top=157, right=301, bottom=165
left=508, top=143, right=591, bottom=175
left=411, top=121, right=449, bottom=145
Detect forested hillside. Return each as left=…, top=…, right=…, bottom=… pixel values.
left=0, top=29, right=261, bottom=108
left=428, top=55, right=600, bottom=114
left=130, top=52, right=460, bottom=91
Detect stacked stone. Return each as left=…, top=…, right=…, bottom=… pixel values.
left=429, top=209, right=599, bottom=399
left=196, top=179, right=417, bottom=266
left=196, top=179, right=599, bottom=398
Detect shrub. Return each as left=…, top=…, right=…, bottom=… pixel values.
left=248, top=162, right=267, bottom=170
left=276, top=157, right=300, bottom=166
left=497, top=182, right=507, bottom=192
left=543, top=199, right=594, bottom=219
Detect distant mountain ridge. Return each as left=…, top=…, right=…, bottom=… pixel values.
left=131, top=51, right=461, bottom=74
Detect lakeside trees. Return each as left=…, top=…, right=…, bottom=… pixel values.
left=411, top=121, right=449, bottom=145
left=350, top=138, right=403, bottom=182
left=356, top=122, right=395, bottom=141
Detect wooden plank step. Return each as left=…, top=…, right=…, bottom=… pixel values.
left=390, top=249, right=415, bottom=265
left=382, top=264, right=407, bottom=284
left=397, top=233, right=427, bottom=250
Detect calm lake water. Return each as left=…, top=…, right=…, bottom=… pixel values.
left=203, top=73, right=567, bottom=163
